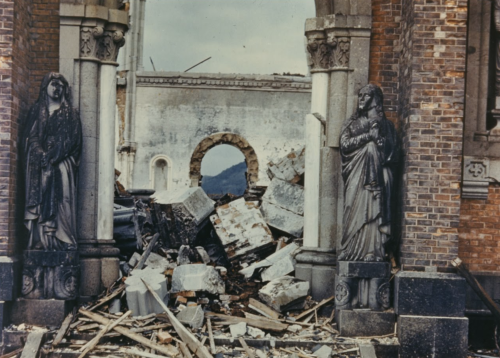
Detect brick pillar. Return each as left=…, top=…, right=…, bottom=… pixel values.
left=398, top=0, right=467, bottom=268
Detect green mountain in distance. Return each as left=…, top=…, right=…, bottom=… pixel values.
left=201, top=161, right=247, bottom=196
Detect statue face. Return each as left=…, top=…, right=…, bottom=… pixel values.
left=47, top=79, right=64, bottom=101
left=358, top=88, right=374, bottom=111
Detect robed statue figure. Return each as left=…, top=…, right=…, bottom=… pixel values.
left=338, top=84, right=398, bottom=262
left=22, top=73, right=82, bottom=251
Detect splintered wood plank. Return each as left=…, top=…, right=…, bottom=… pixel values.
left=20, top=332, right=44, bottom=358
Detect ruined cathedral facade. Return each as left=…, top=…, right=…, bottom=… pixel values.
left=0, top=0, right=499, bottom=354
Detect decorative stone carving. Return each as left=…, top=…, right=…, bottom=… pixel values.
left=462, top=156, right=490, bottom=200
left=329, top=37, right=350, bottom=68
left=80, top=26, right=104, bottom=59
left=97, top=30, right=126, bottom=62
left=307, top=38, right=332, bottom=71
left=338, top=84, right=399, bottom=262
left=20, top=73, right=81, bottom=299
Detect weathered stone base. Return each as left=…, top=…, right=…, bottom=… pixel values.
left=0, top=256, right=21, bottom=301
left=295, top=248, right=336, bottom=301
left=336, top=309, right=395, bottom=337
left=11, top=298, right=74, bottom=327
left=0, top=302, right=11, bottom=336
left=397, top=315, right=468, bottom=358
left=394, top=271, right=466, bottom=317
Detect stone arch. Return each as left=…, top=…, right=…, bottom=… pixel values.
left=150, top=154, right=173, bottom=191
left=189, top=132, right=259, bottom=187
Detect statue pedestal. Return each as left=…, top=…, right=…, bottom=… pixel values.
left=22, top=250, right=79, bottom=300
left=335, top=261, right=395, bottom=336
left=11, top=298, right=74, bottom=327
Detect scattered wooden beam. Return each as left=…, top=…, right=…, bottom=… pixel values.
left=52, top=312, right=74, bottom=347
left=294, top=295, right=335, bottom=321
left=174, top=338, right=194, bottom=358
left=79, top=309, right=178, bottom=357
left=248, top=298, right=280, bottom=320
left=77, top=323, right=100, bottom=332
left=141, top=279, right=213, bottom=358
left=206, top=318, right=216, bottom=355
left=88, top=284, right=126, bottom=312
left=78, top=310, right=132, bottom=358
left=120, top=347, right=177, bottom=358
left=20, top=332, right=44, bottom=358
left=0, top=348, right=23, bottom=358
left=207, top=312, right=288, bottom=332
left=134, top=233, right=160, bottom=271
left=238, top=337, right=255, bottom=358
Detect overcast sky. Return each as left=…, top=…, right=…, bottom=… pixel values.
left=141, top=0, right=315, bottom=176
left=142, top=0, right=315, bottom=75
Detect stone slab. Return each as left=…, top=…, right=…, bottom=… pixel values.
left=0, top=257, right=20, bottom=301
left=397, top=315, right=468, bottom=358
left=338, top=261, right=390, bottom=279
left=260, top=201, right=303, bottom=237
left=11, top=298, right=74, bottom=327
left=210, top=199, right=274, bottom=260
left=266, top=146, right=305, bottom=184
left=240, top=243, right=300, bottom=279
left=394, top=271, right=466, bottom=317
left=154, top=187, right=214, bottom=225
left=176, top=305, right=204, bottom=329
left=262, top=178, right=304, bottom=215
left=336, top=310, right=395, bottom=337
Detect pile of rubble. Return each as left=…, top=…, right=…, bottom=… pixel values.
left=0, top=148, right=400, bottom=358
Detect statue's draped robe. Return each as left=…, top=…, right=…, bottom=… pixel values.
left=340, top=113, right=397, bottom=261
left=23, top=101, right=82, bottom=250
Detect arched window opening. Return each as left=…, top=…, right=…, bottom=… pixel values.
left=201, top=144, right=247, bottom=198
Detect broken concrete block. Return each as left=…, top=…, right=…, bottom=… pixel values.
left=125, top=267, right=169, bottom=317
left=171, top=264, right=225, bottom=295
left=259, top=276, right=310, bottom=312
left=210, top=198, right=274, bottom=260
left=313, top=345, right=333, bottom=358
left=157, top=330, right=173, bottom=344
left=230, top=322, right=247, bottom=338
left=176, top=305, right=204, bottom=329
left=153, top=187, right=215, bottom=246
left=287, top=324, right=302, bottom=333
left=260, top=201, right=303, bottom=238
left=129, top=252, right=172, bottom=272
left=261, top=255, right=296, bottom=282
left=239, top=243, right=300, bottom=279
left=267, top=146, right=305, bottom=184
left=247, top=326, right=265, bottom=338
left=262, top=178, right=304, bottom=215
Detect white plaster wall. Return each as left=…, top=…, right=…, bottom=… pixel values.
left=130, top=79, right=311, bottom=190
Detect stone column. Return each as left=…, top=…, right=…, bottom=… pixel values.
left=295, top=9, right=372, bottom=301
left=59, top=4, right=128, bottom=299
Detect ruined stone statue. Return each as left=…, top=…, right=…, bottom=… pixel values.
left=22, top=72, right=82, bottom=251
left=338, top=84, right=398, bottom=262
left=495, top=0, right=500, bottom=96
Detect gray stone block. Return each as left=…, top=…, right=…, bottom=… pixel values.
left=338, top=261, right=390, bottom=278
left=171, top=264, right=225, bottom=295
left=397, top=315, right=468, bottom=358
left=311, top=266, right=336, bottom=301
left=336, top=309, right=395, bottom=337
left=240, top=243, right=300, bottom=279
left=11, top=298, right=74, bottom=327
left=262, top=178, right=304, bottom=215
left=125, top=267, right=169, bottom=317
left=260, top=201, right=303, bottom=237
left=0, top=257, right=20, bottom=301
left=259, top=276, right=309, bottom=312
left=176, top=305, right=204, bottom=329
left=395, top=271, right=466, bottom=317
left=294, top=263, right=312, bottom=283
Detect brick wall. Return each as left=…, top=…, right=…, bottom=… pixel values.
left=396, top=0, right=467, bottom=268
left=0, top=0, right=59, bottom=257
left=369, top=0, right=402, bottom=125
left=459, top=185, right=500, bottom=271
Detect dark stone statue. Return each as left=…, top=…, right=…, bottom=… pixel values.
left=20, top=73, right=81, bottom=300
left=22, top=72, right=82, bottom=251
left=495, top=0, right=500, bottom=96
left=338, top=84, right=398, bottom=262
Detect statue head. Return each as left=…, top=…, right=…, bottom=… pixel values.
left=358, top=84, right=384, bottom=115
left=38, top=72, right=71, bottom=106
